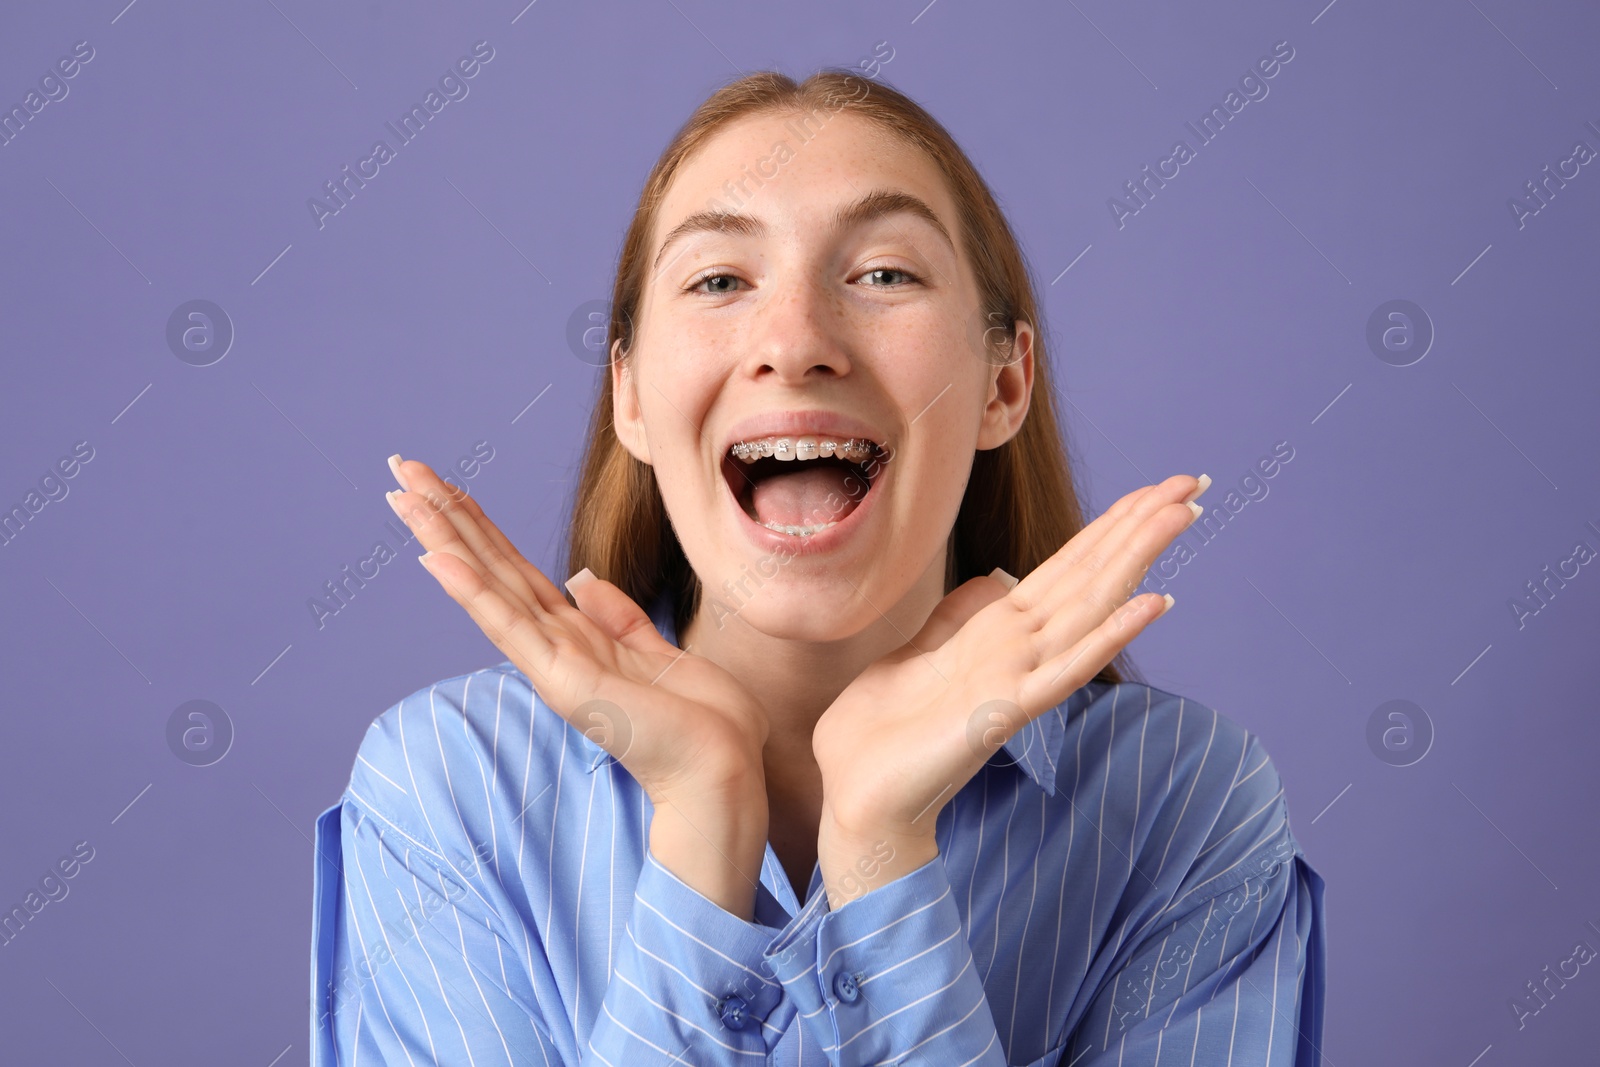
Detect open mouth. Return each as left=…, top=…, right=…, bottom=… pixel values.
left=720, top=436, right=887, bottom=538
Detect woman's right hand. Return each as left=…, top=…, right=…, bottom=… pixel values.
left=385, top=455, right=771, bottom=917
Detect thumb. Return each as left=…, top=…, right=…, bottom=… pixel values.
left=564, top=569, right=678, bottom=655
left=912, top=568, right=1018, bottom=651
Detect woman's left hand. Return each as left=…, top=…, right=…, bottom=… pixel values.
left=810, top=473, right=1209, bottom=907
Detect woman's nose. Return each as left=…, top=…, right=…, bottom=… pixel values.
left=744, top=276, right=851, bottom=382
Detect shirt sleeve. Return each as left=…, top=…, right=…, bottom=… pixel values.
left=313, top=796, right=566, bottom=1066
left=764, top=854, right=1012, bottom=1065
left=314, top=794, right=809, bottom=1066
left=1060, top=834, right=1329, bottom=1066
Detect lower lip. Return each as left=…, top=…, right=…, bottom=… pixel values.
left=722, top=457, right=886, bottom=557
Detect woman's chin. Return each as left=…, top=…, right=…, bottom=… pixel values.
left=696, top=579, right=891, bottom=645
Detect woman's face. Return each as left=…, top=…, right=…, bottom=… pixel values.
left=613, top=107, right=1032, bottom=644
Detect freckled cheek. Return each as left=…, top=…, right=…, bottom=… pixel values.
left=637, top=380, right=716, bottom=485
left=915, top=441, right=976, bottom=502
left=640, top=325, right=731, bottom=392
left=867, top=312, right=975, bottom=376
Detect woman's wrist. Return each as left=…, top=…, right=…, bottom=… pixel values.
left=648, top=775, right=770, bottom=921
left=816, top=807, right=939, bottom=909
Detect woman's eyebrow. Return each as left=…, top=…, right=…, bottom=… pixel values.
left=651, top=189, right=955, bottom=273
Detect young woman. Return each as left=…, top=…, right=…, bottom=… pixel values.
left=311, top=69, right=1326, bottom=1066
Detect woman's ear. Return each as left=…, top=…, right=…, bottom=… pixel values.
left=610, top=338, right=654, bottom=465
left=976, top=317, right=1034, bottom=450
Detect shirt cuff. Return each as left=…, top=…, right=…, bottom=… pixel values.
left=763, top=856, right=1001, bottom=1065
left=590, top=850, right=794, bottom=1061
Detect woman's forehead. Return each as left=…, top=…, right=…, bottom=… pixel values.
left=653, top=110, right=960, bottom=248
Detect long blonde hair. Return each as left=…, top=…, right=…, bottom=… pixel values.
left=564, top=69, right=1137, bottom=687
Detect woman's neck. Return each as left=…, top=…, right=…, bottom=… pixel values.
left=679, top=550, right=948, bottom=762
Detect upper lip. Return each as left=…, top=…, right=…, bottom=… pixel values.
left=719, top=409, right=889, bottom=456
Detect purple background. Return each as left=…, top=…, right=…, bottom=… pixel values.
left=2, top=0, right=1597, bottom=1062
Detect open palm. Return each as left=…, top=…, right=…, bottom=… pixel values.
left=387, top=457, right=770, bottom=806
left=813, top=474, right=1206, bottom=842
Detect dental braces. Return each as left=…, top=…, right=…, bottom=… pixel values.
left=729, top=437, right=880, bottom=462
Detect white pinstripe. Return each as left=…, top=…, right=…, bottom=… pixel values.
left=356, top=754, right=409, bottom=795
left=445, top=885, right=515, bottom=1066
left=628, top=922, right=788, bottom=1042
left=346, top=833, right=429, bottom=1066
left=984, top=778, right=1020, bottom=983
left=574, top=763, right=599, bottom=1025
left=609, top=968, right=769, bottom=1055
left=401, top=863, right=478, bottom=1067
left=1044, top=697, right=1087, bottom=1049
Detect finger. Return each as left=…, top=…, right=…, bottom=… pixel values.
left=422, top=552, right=662, bottom=735
left=565, top=569, right=681, bottom=657
left=389, top=458, right=562, bottom=614
left=1025, top=474, right=1200, bottom=618
left=391, top=484, right=507, bottom=603
left=1010, top=482, right=1162, bottom=607
left=910, top=571, right=1015, bottom=652
left=389, top=458, right=514, bottom=580
left=1020, top=591, right=1172, bottom=713
left=419, top=549, right=567, bottom=689
left=1022, top=474, right=1207, bottom=605
left=407, top=466, right=573, bottom=614
left=1031, top=490, right=1197, bottom=654
left=1068, top=477, right=1201, bottom=613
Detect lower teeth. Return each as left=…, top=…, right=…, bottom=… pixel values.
left=758, top=519, right=840, bottom=537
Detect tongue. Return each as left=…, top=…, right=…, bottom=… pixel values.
left=750, top=464, right=863, bottom=527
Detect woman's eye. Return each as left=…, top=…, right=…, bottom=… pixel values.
left=860, top=267, right=918, bottom=287
left=686, top=272, right=743, bottom=294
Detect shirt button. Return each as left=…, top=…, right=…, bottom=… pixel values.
left=832, top=970, right=860, bottom=1004
left=717, top=993, right=750, bottom=1030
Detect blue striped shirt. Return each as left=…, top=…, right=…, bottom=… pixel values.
left=310, top=592, right=1327, bottom=1065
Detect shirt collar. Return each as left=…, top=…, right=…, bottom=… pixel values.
left=580, top=589, right=1070, bottom=796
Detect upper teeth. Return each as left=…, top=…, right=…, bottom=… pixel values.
left=730, top=436, right=878, bottom=464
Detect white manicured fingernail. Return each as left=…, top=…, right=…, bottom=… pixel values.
left=388, top=454, right=409, bottom=491
left=1160, top=593, right=1175, bottom=616
left=1182, top=473, right=1210, bottom=503
left=417, top=551, right=434, bottom=567
left=988, top=566, right=1019, bottom=591
left=1186, top=500, right=1204, bottom=522
left=565, top=567, right=596, bottom=595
